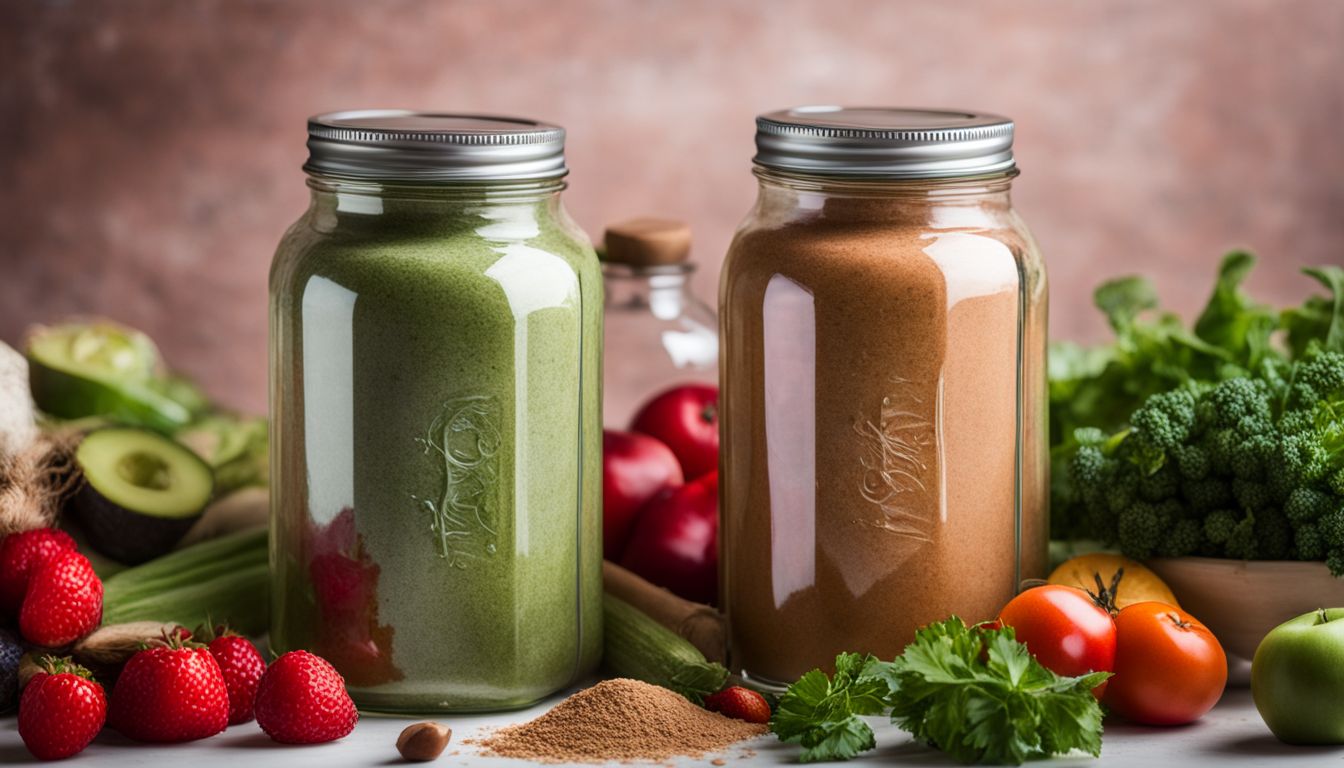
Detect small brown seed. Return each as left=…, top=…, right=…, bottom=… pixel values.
left=397, top=721, right=452, bottom=762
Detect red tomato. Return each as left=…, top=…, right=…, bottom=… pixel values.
left=998, top=585, right=1116, bottom=696
left=620, top=470, right=718, bottom=605
left=1104, top=601, right=1227, bottom=725
left=602, top=430, right=684, bottom=558
left=630, top=384, right=719, bottom=480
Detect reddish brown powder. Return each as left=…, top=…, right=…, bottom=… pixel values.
left=477, top=679, right=767, bottom=763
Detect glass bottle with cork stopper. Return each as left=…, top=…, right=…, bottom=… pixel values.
left=601, top=217, right=718, bottom=427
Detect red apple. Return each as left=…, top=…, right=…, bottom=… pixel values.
left=602, top=430, right=683, bottom=558
left=630, top=384, right=719, bottom=480
left=620, top=470, right=718, bottom=605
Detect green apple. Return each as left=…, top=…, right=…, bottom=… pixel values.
left=1252, top=608, right=1344, bottom=744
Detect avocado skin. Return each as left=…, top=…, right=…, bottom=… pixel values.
left=71, top=483, right=202, bottom=565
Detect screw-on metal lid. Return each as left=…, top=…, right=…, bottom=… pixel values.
left=754, top=106, right=1015, bottom=179
left=304, top=109, right=567, bottom=182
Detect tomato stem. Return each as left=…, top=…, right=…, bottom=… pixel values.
left=1086, top=568, right=1123, bottom=615
left=1166, top=611, right=1191, bottom=629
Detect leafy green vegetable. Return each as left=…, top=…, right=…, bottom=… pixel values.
left=1062, top=346, right=1344, bottom=572
left=770, top=652, right=888, bottom=762
left=1052, top=254, right=1344, bottom=541
left=770, top=619, right=1109, bottom=765
left=1282, top=267, right=1344, bottom=357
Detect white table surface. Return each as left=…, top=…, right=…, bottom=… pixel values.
left=2, top=685, right=1342, bottom=766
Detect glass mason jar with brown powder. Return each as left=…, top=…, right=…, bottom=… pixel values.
left=720, top=107, right=1048, bottom=687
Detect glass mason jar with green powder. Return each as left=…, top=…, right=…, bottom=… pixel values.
left=269, top=111, right=602, bottom=713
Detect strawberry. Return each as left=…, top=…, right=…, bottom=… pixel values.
left=254, top=650, right=358, bottom=744
left=197, top=624, right=266, bottom=724
left=19, top=550, right=103, bottom=648
left=18, top=656, right=106, bottom=760
left=109, top=634, right=229, bottom=742
left=0, top=528, right=77, bottom=615
left=703, top=686, right=772, bottom=724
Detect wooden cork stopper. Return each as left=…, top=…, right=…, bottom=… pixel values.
left=603, top=217, right=691, bottom=266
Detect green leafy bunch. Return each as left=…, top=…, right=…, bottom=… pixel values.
left=1051, top=253, right=1344, bottom=546
left=770, top=618, right=1109, bottom=765
left=1064, top=343, right=1344, bottom=572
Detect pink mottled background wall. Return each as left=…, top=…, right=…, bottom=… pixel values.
left=2, top=0, right=1342, bottom=414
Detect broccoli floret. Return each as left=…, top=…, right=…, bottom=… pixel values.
left=1203, top=377, right=1272, bottom=432
left=1232, top=478, right=1273, bottom=512
left=1204, top=509, right=1239, bottom=546
left=1203, top=428, right=1240, bottom=468
left=1295, top=523, right=1325, bottom=560
left=1162, top=518, right=1204, bottom=558
left=1172, top=443, right=1210, bottom=481
left=1332, top=466, right=1344, bottom=497
left=1105, top=470, right=1140, bottom=516
left=1280, top=432, right=1332, bottom=485
left=1285, top=487, right=1333, bottom=525
left=1138, top=462, right=1181, bottom=502
left=1286, top=350, right=1344, bottom=412
left=1071, top=443, right=1109, bottom=489
left=1320, top=508, right=1344, bottom=550
left=1117, top=501, right=1173, bottom=560
left=1231, top=434, right=1277, bottom=481
left=1183, top=478, right=1233, bottom=512
left=1329, top=551, right=1344, bottom=578
left=1224, top=514, right=1259, bottom=560
left=1254, top=507, right=1293, bottom=560
left=1130, top=389, right=1197, bottom=452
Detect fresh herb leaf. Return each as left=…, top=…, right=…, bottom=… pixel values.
left=1193, top=251, right=1277, bottom=370
left=883, top=619, right=1108, bottom=766
left=1283, top=266, right=1344, bottom=356
left=770, top=620, right=1110, bottom=765
left=769, top=654, right=888, bottom=762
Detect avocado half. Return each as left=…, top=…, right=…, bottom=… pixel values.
left=27, top=322, right=199, bottom=432
left=72, top=428, right=215, bottom=564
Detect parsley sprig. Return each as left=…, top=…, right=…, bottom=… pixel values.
left=768, top=618, right=1111, bottom=765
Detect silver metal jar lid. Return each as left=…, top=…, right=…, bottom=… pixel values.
left=754, top=106, right=1015, bottom=179
left=304, top=110, right=567, bottom=182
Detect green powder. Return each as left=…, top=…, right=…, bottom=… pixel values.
left=270, top=186, right=602, bottom=712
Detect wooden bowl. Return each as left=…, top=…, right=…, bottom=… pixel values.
left=1146, top=557, right=1344, bottom=661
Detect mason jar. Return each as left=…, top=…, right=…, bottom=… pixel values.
left=600, top=217, right=718, bottom=427
left=720, top=107, right=1048, bottom=687
left=269, top=111, right=602, bottom=712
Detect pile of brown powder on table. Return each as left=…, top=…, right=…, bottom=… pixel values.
left=476, top=678, right=768, bottom=763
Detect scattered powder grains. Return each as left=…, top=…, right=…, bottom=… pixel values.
left=477, top=679, right=768, bottom=763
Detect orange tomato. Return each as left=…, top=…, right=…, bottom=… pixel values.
left=1103, top=601, right=1227, bottom=725
left=1047, top=554, right=1179, bottom=610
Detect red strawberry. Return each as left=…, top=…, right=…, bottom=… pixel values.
left=109, top=634, right=229, bottom=742
left=254, top=650, right=357, bottom=744
left=19, top=550, right=103, bottom=648
left=703, top=686, right=772, bottom=724
left=198, top=624, right=266, bottom=725
left=18, top=656, right=106, bottom=760
left=0, top=528, right=76, bottom=615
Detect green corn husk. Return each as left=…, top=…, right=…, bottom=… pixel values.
left=603, top=593, right=728, bottom=704
left=102, top=526, right=268, bottom=635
